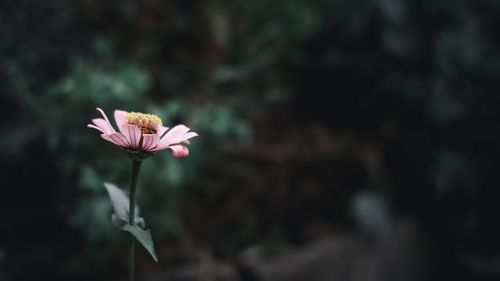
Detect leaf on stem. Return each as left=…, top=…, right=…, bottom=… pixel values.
left=122, top=224, right=158, bottom=262
left=104, top=182, right=145, bottom=227
left=103, top=182, right=157, bottom=261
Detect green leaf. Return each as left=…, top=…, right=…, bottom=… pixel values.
left=103, top=182, right=145, bottom=228
left=122, top=224, right=159, bottom=262
left=103, top=182, right=157, bottom=261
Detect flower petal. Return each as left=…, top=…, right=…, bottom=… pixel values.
left=101, top=133, right=129, bottom=147
left=121, top=124, right=141, bottom=148
left=180, top=132, right=198, bottom=143
left=91, top=118, right=114, bottom=134
left=159, top=125, right=189, bottom=142
left=158, top=125, right=169, bottom=138
left=141, top=134, right=160, bottom=152
left=114, top=110, right=128, bottom=132
left=170, top=144, right=189, bottom=158
left=158, top=125, right=197, bottom=147
left=87, top=124, right=107, bottom=134
left=96, top=108, right=116, bottom=133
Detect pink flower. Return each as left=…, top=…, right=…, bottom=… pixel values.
left=88, top=108, right=198, bottom=158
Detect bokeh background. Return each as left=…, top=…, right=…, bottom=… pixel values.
left=2, top=0, right=500, bottom=280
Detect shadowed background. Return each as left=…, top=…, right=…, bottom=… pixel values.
left=1, top=0, right=500, bottom=280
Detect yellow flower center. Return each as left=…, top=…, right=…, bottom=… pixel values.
left=127, top=112, right=162, bottom=134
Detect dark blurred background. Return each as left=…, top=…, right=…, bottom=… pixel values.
left=1, top=0, right=500, bottom=280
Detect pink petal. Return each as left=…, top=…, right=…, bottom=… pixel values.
left=91, top=118, right=114, bottom=134
left=96, top=108, right=116, bottom=133
left=101, top=133, right=129, bottom=147
left=180, top=132, right=198, bottom=143
left=114, top=110, right=128, bottom=132
left=155, top=133, right=198, bottom=151
left=158, top=125, right=195, bottom=147
left=170, top=144, right=189, bottom=158
left=158, top=125, right=169, bottom=138
left=121, top=124, right=141, bottom=148
left=160, top=125, right=189, bottom=141
left=87, top=124, right=106, bottom=134
left=141, top=134, right=160, bottom=152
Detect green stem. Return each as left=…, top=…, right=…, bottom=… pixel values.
left=129, top=159, right=142, bottom=281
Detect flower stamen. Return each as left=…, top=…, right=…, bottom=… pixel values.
left=127, top=112, right=162, bottom=134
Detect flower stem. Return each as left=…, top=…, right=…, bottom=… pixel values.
left=129, top=159, right=142, bottom=281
